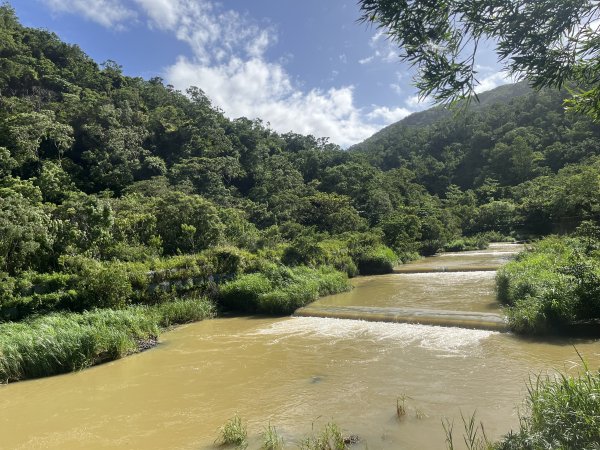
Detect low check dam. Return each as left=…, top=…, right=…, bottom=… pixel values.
left=294, top=243, right=523, bottom=332
left=294, top=305, right=509, bottom=332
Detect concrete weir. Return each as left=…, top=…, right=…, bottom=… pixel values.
left=294, top=305, right=509, bottom=332
left=393, top=265, right=500, bottom=274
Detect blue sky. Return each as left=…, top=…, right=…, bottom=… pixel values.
left=13, top=0, right=507, bottom=147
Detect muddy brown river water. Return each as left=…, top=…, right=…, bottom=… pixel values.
left=0, top=243, right=598, bottom=449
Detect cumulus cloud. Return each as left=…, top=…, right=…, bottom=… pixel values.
left=40, top=0, right=419, bottom=146
left=166, top=57, right=381, bottom=146
left=475, top=71, right=512, bottom=93
left=42, top=0, right=137, bottom=28
left=405, top=94, right=432, bottom=108
left=367, top=106, right=411, bottom=122
left=133, top=0, right=401, bottom=146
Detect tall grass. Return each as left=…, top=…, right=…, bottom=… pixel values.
left=300, top=422, right=346, bottom=450
left=497, top=235, right=600, bottom=334
left=261, top=423, right=284, bottom=450
left=219, top=265, right=351, bottom=315
left=444, top=359, right=600, bottom=450
left=217, top=414, right=248, bottom=449
left=0, top=297, right=215, bottom=382
left=443, top=412, right=492, bottom=450
left=496, top=362, right=600, bottom=449
left=154, top=296, right=215, bottom=327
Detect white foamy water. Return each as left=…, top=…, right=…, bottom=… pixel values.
left=253, top=316, right=496, bottom=354
left=400, top=270, right=496, bottom=281
left=440, top=251, right=519, bottom=257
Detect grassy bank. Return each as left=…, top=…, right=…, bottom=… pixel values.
left=0, top=297, right=215, bottom=383
left=497, top=232, right=600, bottom=334
left=445, top=363, right=600, bottom=450
left=218, top=265, right=351, bottom=315
left=496, top=364, right=600, bottom=449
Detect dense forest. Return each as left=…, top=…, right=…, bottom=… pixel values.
left=1, top=3, right=600, bottom=381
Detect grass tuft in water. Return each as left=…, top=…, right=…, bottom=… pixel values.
left=217, top=414, right=248, bottom=449
left=415, top=408, right=428, bottom=420
left=396, top=396, right=406, bottom=419
left=261, top=423, right=284, bottom=450
left=444, top=357, right=600, bottom=449
left=443, top=412, right=492, bottom=450
left=300, top=422, right=346, bottom=450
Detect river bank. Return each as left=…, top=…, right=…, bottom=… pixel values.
left=0, top=298, right=215, bottom=383
left=0, top=243, right=597, bottom=449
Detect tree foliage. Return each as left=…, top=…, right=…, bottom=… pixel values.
left=358, top=0, right=600, bottom=116
left=0, top=5, right=600, bottom=328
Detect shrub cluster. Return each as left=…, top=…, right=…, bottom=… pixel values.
left=496, top=364, right=600, bottom=449
left=218, top=265, right=351, bottom=315
left=0, top=247, right=251, bottom=321
left=497, top=233, right=600, bottom=334
left=282, top=232, right=399, bottom=276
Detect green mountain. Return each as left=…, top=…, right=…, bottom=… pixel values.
left=361, top=81, right=532, bottom=130
left=1, top=2, right=600, bottom=325
left=350, top=82, right=600, bottom=199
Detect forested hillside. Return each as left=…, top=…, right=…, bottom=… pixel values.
left=1, top=2, right=600, bottom=336
left=351, top=84, right=600, bottom=234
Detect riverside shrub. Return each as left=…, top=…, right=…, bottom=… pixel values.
left=496, top=365, right=600, bottom=449
left=0, top=297, right=215, bottom=382
left=497, top=235, right=600, bottom=334
left=355, top=245, right=398, bottom=275
left=218, top=265, right=351, bottom=315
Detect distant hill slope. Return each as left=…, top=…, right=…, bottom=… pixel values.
left=352, top=82, right=532, bottom=148
left=349, top=82, right=600, bottom=195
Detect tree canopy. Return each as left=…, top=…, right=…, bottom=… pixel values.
left=358, top=0, right=600, bottom=117
left=1, top=3, right=600, bottom=322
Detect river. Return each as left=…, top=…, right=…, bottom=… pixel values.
left=0, top=243, right=598, bottom=449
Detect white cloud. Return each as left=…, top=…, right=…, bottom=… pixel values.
left=358, top=29, right=399, bottom=66
left=135, top=0, right=408, bottom=146
left=134, top=0, right=180, bottom=29
left=166, top=57, right=381, bottom=147
left=367, top=106, right=411, bottom=122
left=390, top=83, right=403, bottom=95
left=43, top=0, right=136, bottom=28
left=382, top=50, right=397, bottom=63
left=475, top=71, right=512, bottom=93
left=405, top=95, right=427, bottom=108
left=370, top=30, right=385, bottom=45
left=40, top=0, right=419, bottom=147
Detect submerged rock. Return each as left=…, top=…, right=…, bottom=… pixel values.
left=343, top=434, right=360, bottom=445
left=136, top=337, right=158, bottom=352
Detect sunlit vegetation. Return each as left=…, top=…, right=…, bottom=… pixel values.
left=497, top=363, right=600, bottom=449
left=444, top=362, right=600, bottom=450
left=498, top=223, right=600, bottom=334
left=217, top=415, right=248, bottom=449
left=299, top=422, right=347, bottom=450
left=1, top=0, right=600, bottom=392
left=219, top=265, right=350, bottom=315
left=0, top=297, right=215, bottom=382
left=261, top=424, right=284, bottom=450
